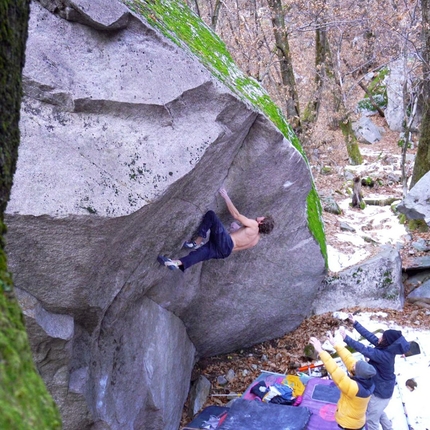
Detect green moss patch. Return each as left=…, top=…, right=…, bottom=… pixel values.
left=0, top=245, right=61, bottom=429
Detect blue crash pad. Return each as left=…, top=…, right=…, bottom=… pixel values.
left=217, top=398, right=311, bottom=430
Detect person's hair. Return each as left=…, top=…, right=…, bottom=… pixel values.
left=259, top=215, right=275, bottom=234
left=405, top=378, right=417, bottom=391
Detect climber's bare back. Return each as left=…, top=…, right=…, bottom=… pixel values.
left=230, top=222, right=260, bottom=251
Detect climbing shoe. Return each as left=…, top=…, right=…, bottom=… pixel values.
left=157, top=255, right=180, bottom=270
left=182, top=240, right=204, bottom=250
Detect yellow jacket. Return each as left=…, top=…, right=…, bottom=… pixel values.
left=319, top=345, right=374, bottom=429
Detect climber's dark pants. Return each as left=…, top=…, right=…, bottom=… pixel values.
left=179, top=210, right=233, bottom=271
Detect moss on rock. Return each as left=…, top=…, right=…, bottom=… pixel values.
left=0, top=0, right=61, bottom=427
left=0, top=250, right=61, bottom=429
left=123, top=0, right=327, bottom=265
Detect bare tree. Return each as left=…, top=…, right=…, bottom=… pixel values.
left=299, top=0, right=332, bottom=127
left=309, top=1, right=364, bottom=164
left=186, top=0, right=223, bottom=31
left=266, top=0, right=301, bottom=127
left=192, top=0, right=423, bottom=170
left=401, top=94, right=419, bottom=196
left=411, top=0, right=430, bottom=187
left=313, top=14, right=332, bottom=121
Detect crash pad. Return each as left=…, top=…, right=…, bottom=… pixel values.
left=217, top=398, right=311, bottom=430
left=312, top=382, right=340, bottom=403
left=300, top=377, right=339, bottom=430
left=183, top=405, right=228, bottom=429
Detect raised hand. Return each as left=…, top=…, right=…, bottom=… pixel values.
left=309, top=337, right=323, bottom=353
left=219, top=187, right=228, bottom=199
left=327, top=331, right=336, bottom=346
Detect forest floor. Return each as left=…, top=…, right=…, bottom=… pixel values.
left=180, top=113, right=430, bottom=426
left=307, top=114, right=429, bottom=273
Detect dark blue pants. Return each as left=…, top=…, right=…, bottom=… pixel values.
left=180, top=210, right=234, bottom=271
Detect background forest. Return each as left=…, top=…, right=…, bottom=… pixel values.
left=185, top=0, right=430, bottom=187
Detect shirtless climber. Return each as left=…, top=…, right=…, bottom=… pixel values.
left=157, top=187, right=275, bottom=272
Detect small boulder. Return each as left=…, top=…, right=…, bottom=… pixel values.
left=397, top=171, right=430, bottom=226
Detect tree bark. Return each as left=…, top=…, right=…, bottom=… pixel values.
left=340, top=116, right=363, bottom=165
left=411, top=0, right=430, bottom=187
left=304, top=12, right=333, bottom=127
left=0, top=0, right=61, bottom=427
left=267, top=0, right=300, bottom=127
left=210, top=0, right=223, bottom=31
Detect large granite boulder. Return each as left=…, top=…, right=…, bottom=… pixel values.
left=313, top=246, right=404, bottom=314
left=5, top=0, right=326, bottom=428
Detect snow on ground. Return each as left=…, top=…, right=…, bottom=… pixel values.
left=328, top=312, right=430, bottom=430
left=327, top=197, right=408, bottom=272
left=325, top=146, right=410, bottom=273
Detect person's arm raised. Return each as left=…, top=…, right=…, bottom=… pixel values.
left=219, top=188, right=257, bottom=228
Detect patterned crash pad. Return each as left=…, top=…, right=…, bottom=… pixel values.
left=183, top=405, right=229, bottom=429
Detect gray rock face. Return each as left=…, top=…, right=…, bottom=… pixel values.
left=188, top=376, right=211, bottom=418
left=405, top=269, right=430, bottom=306
left=404, top=270, right=430, bottom=292
left=352, top=116, right=383, bottom=144
left=407, top=280, right=430, bottom=305
left=5, top=1, right=326, bottom=428
left=397, top=171, right=430, bottom=226
left=313, top=246, right=404, bottom=314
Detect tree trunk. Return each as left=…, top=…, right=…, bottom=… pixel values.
left=401, top=93, right=419, bottom=196
left=313, top=23, right=331, bottom=120
left=411, top=0, right=430, bottom=187
left=303, top=17, right=333, bottom=127
left=330, top=26, right=362, bottom=165
left=210, top=0, right=223, bottom=31
left=339, top=116, right=363, bottom=165
left=267, top=0, right=300, bottom=127
left=354, top=29, right=376, bottom=76
left=0, top=0, right=61, bottom=428
left=186, top=0, right=201, bottom=17
left=187, top=0, right=222, bottom=31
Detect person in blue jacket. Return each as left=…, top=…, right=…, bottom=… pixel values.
left=340, top=314, right=410, bottom=430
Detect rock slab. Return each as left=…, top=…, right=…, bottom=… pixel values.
left=313, top=246, right=404, bottom=314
